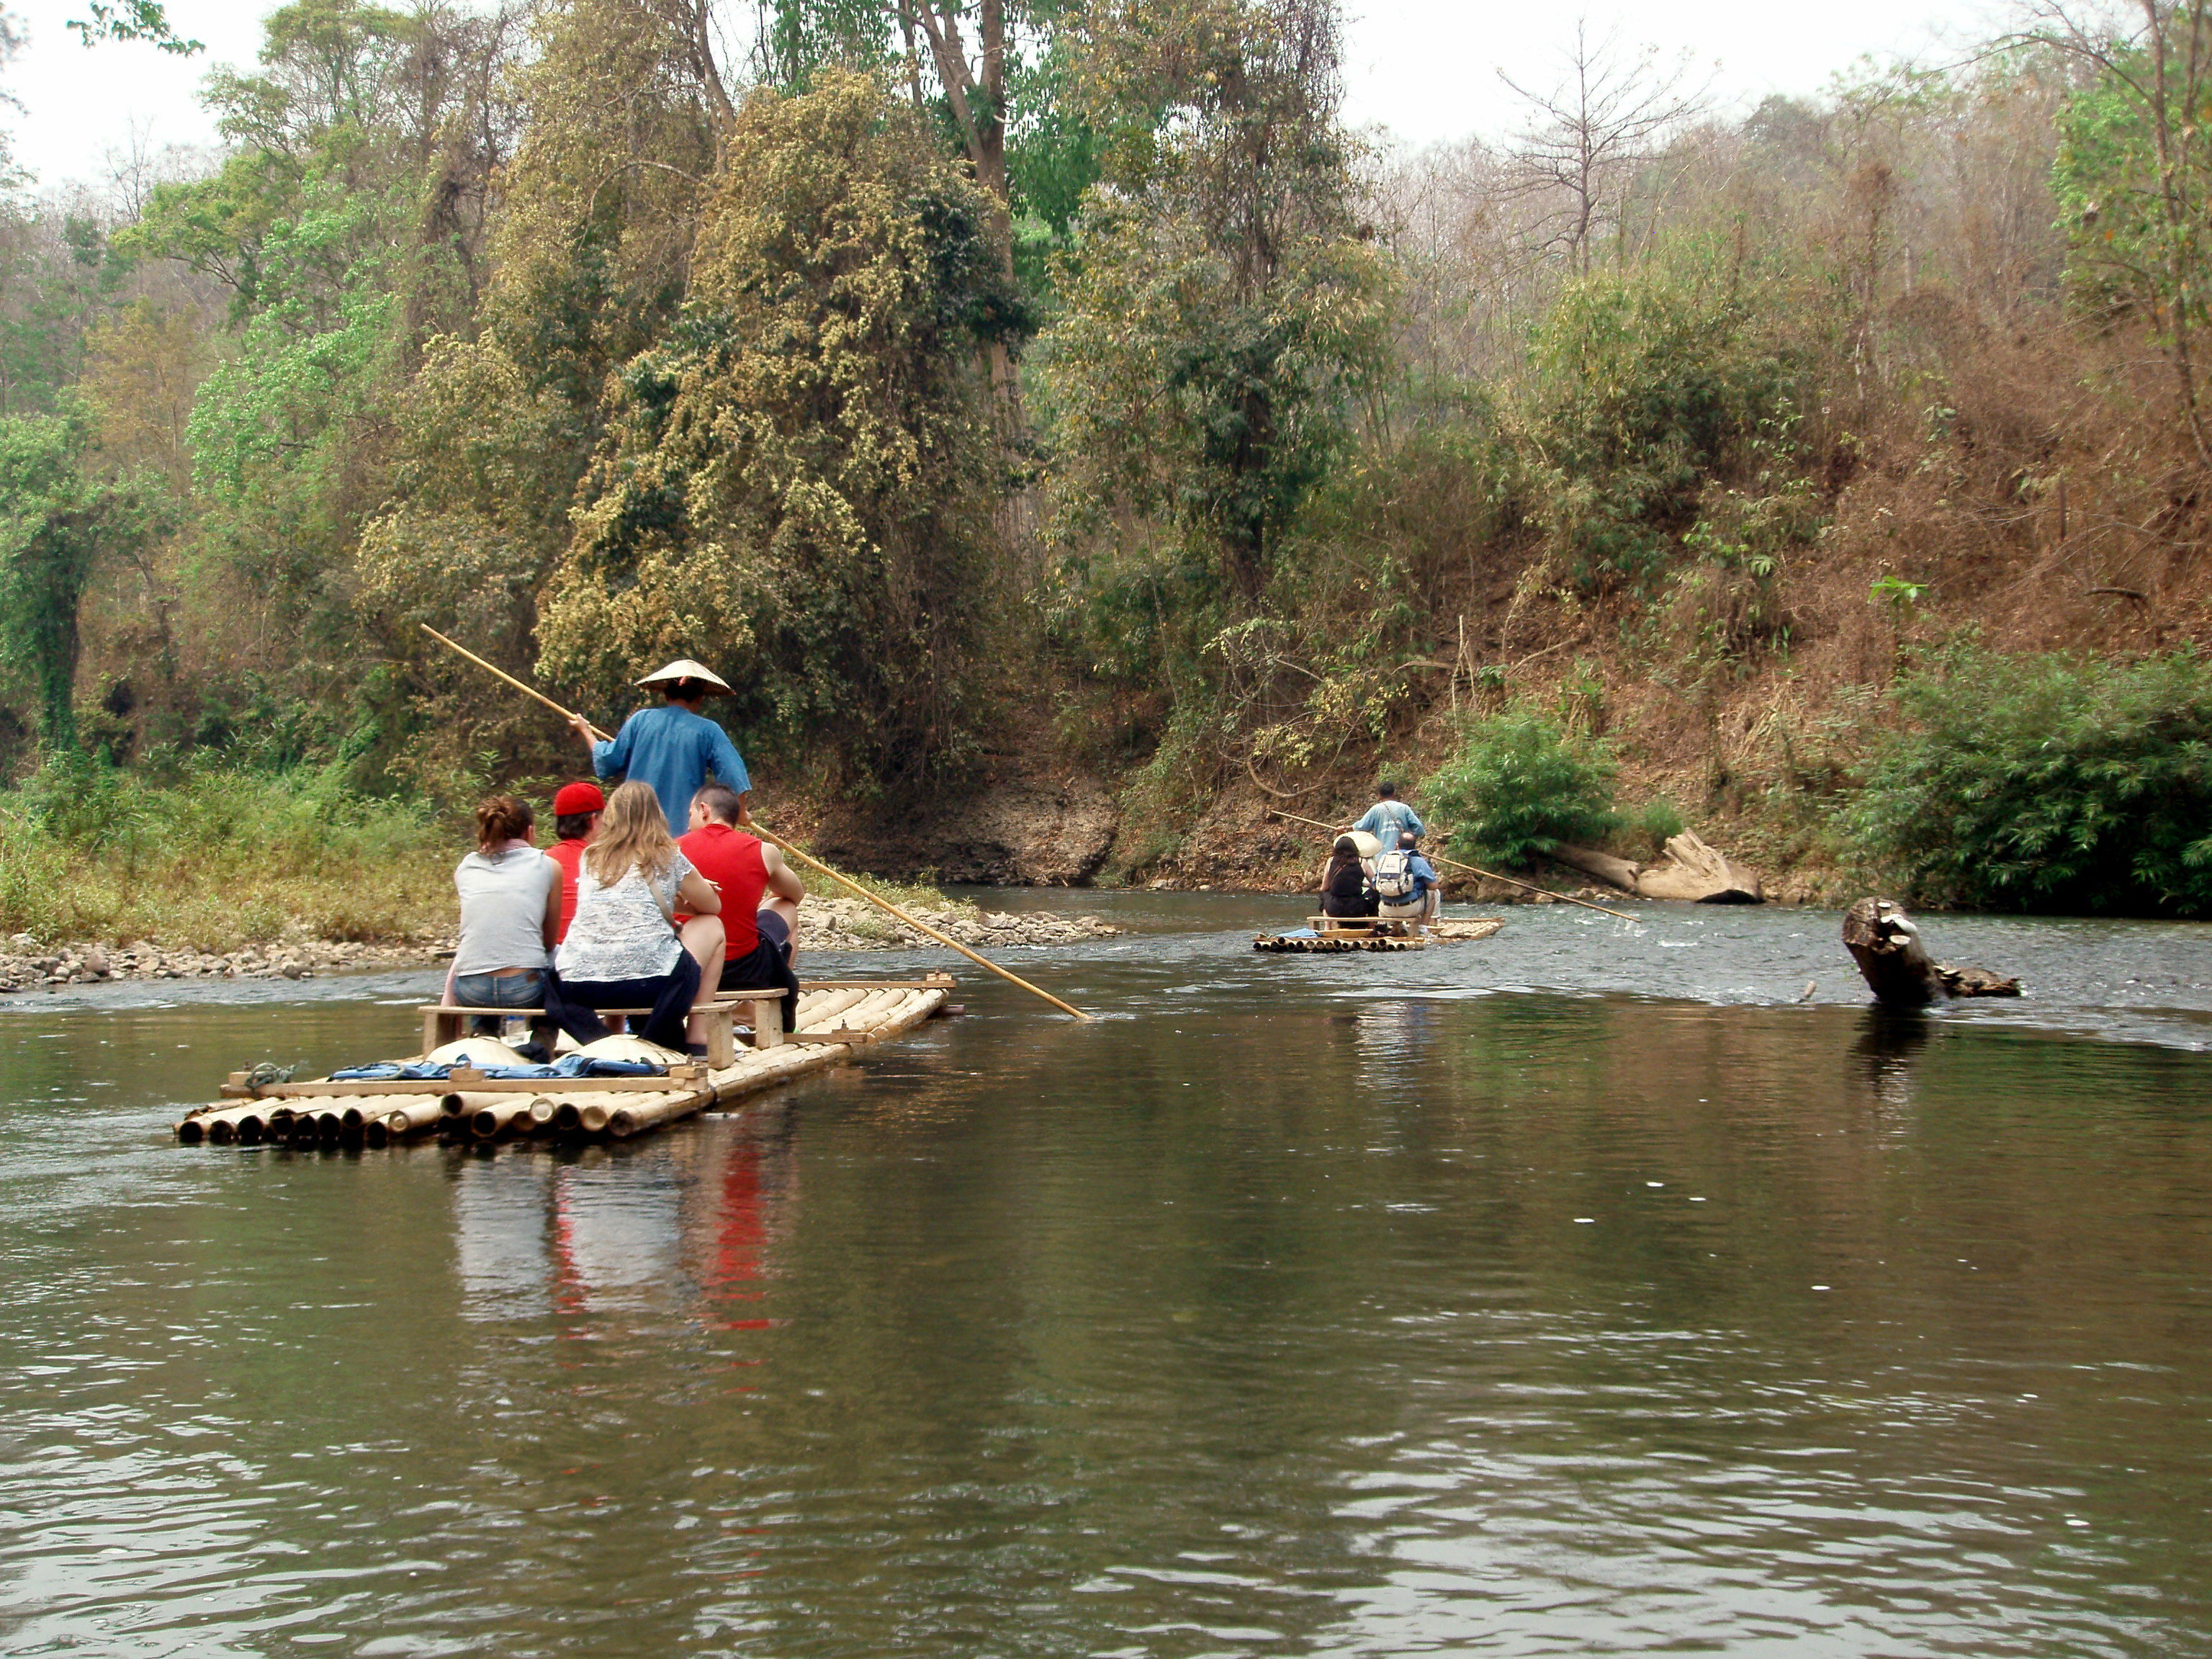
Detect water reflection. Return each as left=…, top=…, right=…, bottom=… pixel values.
left=1852, top=1005, right=1933, bottom=1109
left=451, top=1114, right=800, bottom=1330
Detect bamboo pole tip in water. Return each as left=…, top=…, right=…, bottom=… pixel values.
left=208, top=1120, right=235, bottom=1145
left=579, top=1103, right=611, bottom=1133
left=609, top=1108, right=641, bottom=1137
left=176, top=1118, right=204, bottom=1144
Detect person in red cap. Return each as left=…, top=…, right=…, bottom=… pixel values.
left=546, top=780, right=605, bottom=943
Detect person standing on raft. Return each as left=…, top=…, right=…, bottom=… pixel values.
left=1343, top=781, right=1424, bottom=850
left=570, top=659, right=752, bottom=835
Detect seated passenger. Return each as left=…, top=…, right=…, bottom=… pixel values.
left=449, top=794, right=561, bottom=1044
left=1320, top=834, right=1378, bottom=918
left=552, top=781, right=725, bottom=1053
left=1374, top=830, right=1442, bottom=930
left=678, top=783, right=806, bottom=1010
left=544, top=779, right=605, bottom=943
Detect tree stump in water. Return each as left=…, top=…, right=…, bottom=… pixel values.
left=1842, top=897, right=2021, bottom=1005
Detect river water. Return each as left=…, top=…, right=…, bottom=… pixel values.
left=1, top=894, right=2208, bottom=1657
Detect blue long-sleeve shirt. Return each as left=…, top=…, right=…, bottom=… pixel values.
left=592, top=704, right=752, bottom=832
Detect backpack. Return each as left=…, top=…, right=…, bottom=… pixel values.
left=1372, top=849, right=1417, bottom=900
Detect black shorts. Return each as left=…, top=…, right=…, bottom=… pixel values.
left=719, top=909, right=800, bottom=1004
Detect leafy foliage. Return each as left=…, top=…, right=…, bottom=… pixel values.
left=1421, top=706, right=1619, bottom=867
left=0, top=413, right=163, bottom=749
left=1523, top=246, right=1812, bottom=587
left=537, top=71, right=1017, bottom=791
left=1046, top=0, right=1392, bottom=601
left=1847, top=647, right=2212, bottom=916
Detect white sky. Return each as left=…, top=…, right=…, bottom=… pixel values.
left=2, top=0, right=2010, bottom=194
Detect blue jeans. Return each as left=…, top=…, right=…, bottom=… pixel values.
left=453, top=969, right=548, bottom=1038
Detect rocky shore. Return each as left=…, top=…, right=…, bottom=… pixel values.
left=0, top=895, right=1120, bottom=994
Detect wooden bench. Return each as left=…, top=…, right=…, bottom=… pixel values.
left=420, top=988, right=789, bottom=1068
left=1308, top=914, right=1420, bottom=938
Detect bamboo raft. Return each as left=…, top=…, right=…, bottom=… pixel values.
left=174, top=977, right=956, bottom=1148
left=1254, top=917, right=1505, bottom=953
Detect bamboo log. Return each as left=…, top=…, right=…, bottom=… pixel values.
left=795, top=988, right=871, bottom=1028
left=608, top=1091, right=703, bottom=1138
left=379, top=1097, right=454, bottom=1140
left=468, top=1097, right=549, bottom=1139
left=821, top=988, right=902, bottom=1035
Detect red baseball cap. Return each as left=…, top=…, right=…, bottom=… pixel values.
left=552, top=781, right=605, bottom=815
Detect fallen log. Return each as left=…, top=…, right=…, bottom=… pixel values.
left=1637, top=831, right=1763, bottom=904
left=1547, top=830, right=1763, bottom=904
left=1842, top=897, right=2022, bottom=1006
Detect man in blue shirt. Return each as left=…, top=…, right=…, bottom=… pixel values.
left=571, top=659, right=752, bottom=833
left=1346, top=781, right=1423, bottom=849
left=1374, top=830, right=1442, bottom=931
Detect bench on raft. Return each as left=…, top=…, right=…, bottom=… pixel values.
left=420, top=987, right=789, bottom=1068
left=1307, top=914, right=1424, bottom=938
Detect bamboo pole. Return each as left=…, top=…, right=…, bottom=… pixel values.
left=1265, top=809, right=1637, bottom=923
left=420, top=624, right=612, bottom=742
left=747, top=824, right=1091, bottom=1020
left=417, top=623, right=1092, bottom=1021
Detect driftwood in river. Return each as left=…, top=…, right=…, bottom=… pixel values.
left=1548, top=830, right=1763, bottom=904
left=1841, top=897, right=2022, bottom=1006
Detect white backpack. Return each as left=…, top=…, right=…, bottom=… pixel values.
left=1372, top=849, right=1417, bottom=900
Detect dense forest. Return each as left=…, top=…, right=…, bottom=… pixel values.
left=7, top=0, right=2212, bottom=937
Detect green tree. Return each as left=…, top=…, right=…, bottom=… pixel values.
left=1421, top=706, right=1619, bottom=868
left=0, top=413, right=162, bottom=749
left=1848, top=645, right=2212, bottom=915
left=1044, top=0, right=1390, bottom=602
left=536, top=70, right=1020, bottom=791
left=2046, top=2, right=2212, bottom=462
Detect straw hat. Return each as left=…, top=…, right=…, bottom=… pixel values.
left=636, top=658, right=732, bottom=692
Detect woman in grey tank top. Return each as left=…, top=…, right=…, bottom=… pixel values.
left=451, top=795, right=562, bottom=1041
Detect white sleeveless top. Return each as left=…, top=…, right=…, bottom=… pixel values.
left=555, top=854, right=695, bottom=982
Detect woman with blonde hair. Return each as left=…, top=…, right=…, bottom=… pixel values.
left=552, top=780, right=724, bottom=1052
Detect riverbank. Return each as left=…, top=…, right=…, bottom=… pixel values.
left=0, top=891, right=1120, bottom=993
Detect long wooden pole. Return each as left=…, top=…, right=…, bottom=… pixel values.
left=419, top=624, right=1093, bottom=1019
left=1266, top=808, right=1637, bottom=922
left=421, top=624, right=613, bottom=742
left=747, top=826, right=1092, bottom=1020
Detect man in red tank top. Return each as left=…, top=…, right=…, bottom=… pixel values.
left=678, top=784, right=804, bottom=1002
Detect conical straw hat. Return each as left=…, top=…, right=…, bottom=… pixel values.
left=635, top=658, right=732, bottom=691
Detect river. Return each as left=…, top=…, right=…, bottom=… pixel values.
left=1, top=893, right=2207, bottom=1656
